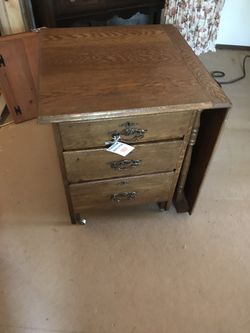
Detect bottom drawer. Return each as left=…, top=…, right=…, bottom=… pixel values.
left=70, top=172, right=174, bottom=211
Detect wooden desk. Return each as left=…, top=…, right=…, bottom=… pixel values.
left=0, top=25, right=231, bottom=224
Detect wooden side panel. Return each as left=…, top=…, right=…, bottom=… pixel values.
left=0, top=32, right=39, bottom=123
left=176, top=108, right=229, bottom=213
left=174, top=111, right=201, bottom=212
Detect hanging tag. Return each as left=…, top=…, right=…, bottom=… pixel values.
left=105, top=134, right=121, bottom=147
left=106, top=141, right=135, bottom=157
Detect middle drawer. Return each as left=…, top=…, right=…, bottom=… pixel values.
left=64, top=140, right=182, bottom=183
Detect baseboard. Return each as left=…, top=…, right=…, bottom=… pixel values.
left=216, top=44, right=250, bottom=51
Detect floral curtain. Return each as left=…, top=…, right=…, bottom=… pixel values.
left=164, top=0, right=225, bottom=55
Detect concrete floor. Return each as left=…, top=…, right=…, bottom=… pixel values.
left=0, top=50, right=250, bottom=333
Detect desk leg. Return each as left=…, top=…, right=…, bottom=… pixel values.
left=53, top=124, right=77, bottom=224
left=158, top=201, right=168, bottom=211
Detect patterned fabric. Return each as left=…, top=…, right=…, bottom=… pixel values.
left=164, top=0, right=225, bottom=55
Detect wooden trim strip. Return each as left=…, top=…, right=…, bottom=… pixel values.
left=53, top=124, right=76, bottom=224
left=38, top=103, right=211, bottom=123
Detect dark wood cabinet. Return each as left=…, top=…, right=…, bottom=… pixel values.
left=31, top=0, right=165, bottom=27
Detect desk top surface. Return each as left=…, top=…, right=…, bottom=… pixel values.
left=38, top=25, right=230, bottom=123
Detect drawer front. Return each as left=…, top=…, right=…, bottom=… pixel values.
left=60, top=111, right=193, bottom=150
left=70, top=172, right=174, bottom=210
left=54, top=0, right=105, bottom=16
left=64, top=140, right=182, bottom=182
left=54, top=0, right=163, bottom=16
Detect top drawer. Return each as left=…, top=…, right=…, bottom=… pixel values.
left=59, top=111, right=194, bottom=150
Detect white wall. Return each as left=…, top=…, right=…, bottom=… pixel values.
left=216, top=0, right=250, bottom=46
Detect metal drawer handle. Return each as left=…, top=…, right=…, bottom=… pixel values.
left=110, top=159, right=141, bottom=170
left=111, top=191, right=137, bottom=203
left=110, top=122, right=147, bottom=141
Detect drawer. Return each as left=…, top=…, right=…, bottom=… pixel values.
left=54, top=0, right=105, bottom=16
left=54, top=0, right=163, bottom=17
left=70, top=172, right=174, bottom=210
left=64, top=140, right=182, bottom=182
left=59, top=111, right=193, bottom=150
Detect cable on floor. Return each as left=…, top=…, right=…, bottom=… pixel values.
left=211, top=55, right=250, bottom=85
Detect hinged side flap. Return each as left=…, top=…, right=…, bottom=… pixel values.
left=0, top=31, right=39, bottom=123
left=183, top=108, right=229, bottom=213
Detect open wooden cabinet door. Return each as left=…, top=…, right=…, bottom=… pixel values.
left=0, top=31, right=39, bottom=123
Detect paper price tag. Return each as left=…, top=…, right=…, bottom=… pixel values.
left=106, top=141, right=134, bottom=157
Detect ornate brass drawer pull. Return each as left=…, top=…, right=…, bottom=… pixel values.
left=110, top=159, right=141, bottom=170
left=110, top=122, right=147, bottom=141
left=111, top=191, right=137, bottom=203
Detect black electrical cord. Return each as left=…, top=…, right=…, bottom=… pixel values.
left=211, top=55, right=250, bottom=85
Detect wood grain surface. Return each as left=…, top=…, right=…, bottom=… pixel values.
left=70, top=172, right=174, bottom=211
left=38, top=25, right=214, bottom=122
left=59, top=111, right=193, bottom=150
left=166, top=25, right=231, bottom=109
left=64, top=140, right=182, bottom=182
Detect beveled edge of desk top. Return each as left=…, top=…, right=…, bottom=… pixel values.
left=38, top=103, right=213, bottom=123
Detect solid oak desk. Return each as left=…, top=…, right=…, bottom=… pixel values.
left=0, top=25, right=231, bottom=224
left=37, top=25, right=231, bottom=224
